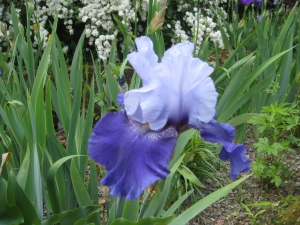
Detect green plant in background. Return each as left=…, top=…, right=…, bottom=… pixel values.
left=210, top=2, right=300, bottom=143
left=0, top=3, right=102, bottom=224
left=241, top=200, right=280, bottom=224
left=181, top=132, right=227, bottom=191
left=0, top=2, right=253, bottom=225
left=275, top=195, right=300, bottom=224
left=249, top=102, right=300, bottom=187
left=3, top=0, right=300, bottom=224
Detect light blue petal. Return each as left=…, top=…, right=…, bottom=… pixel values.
left=126, top=36, right=218, bottom=131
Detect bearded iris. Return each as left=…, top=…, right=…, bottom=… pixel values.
left=88, top=36, right=250, bottom=200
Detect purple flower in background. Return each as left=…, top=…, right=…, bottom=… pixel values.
left=88, top=36, right=250, bottom=200
left=240, top=0, right=263, bottom=8
left=257, top=15, right=262, bottom=23
left=119, top=76, right=126, bottom=87
left=117, top=93, right=124, bottom=107
left=117, top=76, right=126, bottom=107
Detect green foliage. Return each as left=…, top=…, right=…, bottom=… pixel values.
left=249, top=102, right=299, bottom=187
left=213, top=3, right=300, bottom=142
left=181, top=132, right=227, bottom=194
left=241, top=200, right=280, bottom=224
left=0, top=4, right=102, bottom=224
left=276, top=197, right=300, bottom=225
left=110, top=216, right=174, bottom=225
left=6, top=1, right=297, bottom=224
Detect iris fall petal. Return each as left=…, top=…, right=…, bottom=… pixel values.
left=88, top=110, right=178, bottom=200
left=195, top=119, right=250, bottom=179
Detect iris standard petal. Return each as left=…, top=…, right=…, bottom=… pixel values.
left=88, top=110, right=178, bottom=200
left=194, top=119, right=250, bottom=179
left=126, top=36, right=218, bottom=131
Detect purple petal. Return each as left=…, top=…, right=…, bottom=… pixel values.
left=88, top=110, right=178, bottom=200
left=219, top=143, right=251, bottom=179
left=117, top=93, right=124, bottom=107
left=119, top=76, right=125, bottom=87
left=126, top=36, right=218, bottom=131
left=240, top=0, right=262, bottom=8
left=196, top=119, right=236, bottom=143
left=194, top=119, right=250, bottom=179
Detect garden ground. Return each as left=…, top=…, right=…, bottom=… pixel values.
left=190, top=135, right=300, bottom=225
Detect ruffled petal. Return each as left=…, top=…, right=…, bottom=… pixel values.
left=127, top=36, right=158, bottom=85
left=219, top=143, right=250, bottom=179
left=194, top=119, right=250, bottom=179
left=126, top=36, right=218, bottom=131
left=88, top=110, right=178, bottom=200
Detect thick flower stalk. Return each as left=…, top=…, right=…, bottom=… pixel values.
left=88, top=36, right=250, bottom=200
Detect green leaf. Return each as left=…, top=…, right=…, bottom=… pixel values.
left=41, top=206, right=102, bottom=225
left=273, top=4, right=297, bottom=54
left=177, top=165, right=206, bottom=188
left=47, top=155, right=83, bottom=214
left=227, top=113, right=264, bottom=126
left=108, top=202, right=117, bottom=225
left=122, top=200, right=139, bottom=222
left=7, top=174, right=41, bottom=225
left=105, top=63, right=120, bottom=106
left=162, top=189, right=193, bottom=217
left=271, top=175, right=282, bottom=187
left=0, top=177, right=24, bottom=225
left=217, top=48, right=294, bottom=122
left=253, top=138, right=270, bottom=154
left=169, top=174, right=251, bottom=225
left=111, top=216, right=174, bottom=225
left=113, top=15, right=135, bottom=58
left=169, top=129, right=196, bottom=168
left=70, top=158, right=93, bottom=206
left=154, top=155, right=185, bottom=217
left=24, top=143, right=43, bottom=220
left=31, top=27, right=54, bottom=107
left=88, top=160, right=100, bottom=205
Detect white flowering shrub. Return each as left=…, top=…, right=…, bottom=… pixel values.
left=0, top=22, right=9, bottom=52
left=78, top=0, right=149, bottom=61
left=164, top=0, right=228, bottom=53
left=0, top=1, right=23, bottom=52
left=0, top=0, right=229, bottom=60
left=30, top=0, right=82, bottom=49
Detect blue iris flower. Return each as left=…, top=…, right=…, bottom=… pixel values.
left=240, top=0, right=263, bottom=8
left=88, top=37, right=250, bottom=200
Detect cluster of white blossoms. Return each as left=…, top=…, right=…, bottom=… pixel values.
left=32, top=0, right=75, bottom=34
left=171, top=21, right=189, bottom=43
left=0, top=3, right=21, bottom=52
left=1, top=0, right=228, bottom=60
left=185, top=12, right=224, bottom=53
left=31, top=0, right=76, bottom=48
left=78, top=0, right=148, bottom=61
left=171, top=0, right=227, bottom=52
left=0, top=23, right=9, bottom=52
left=0, top=4, right=10, bottom=24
